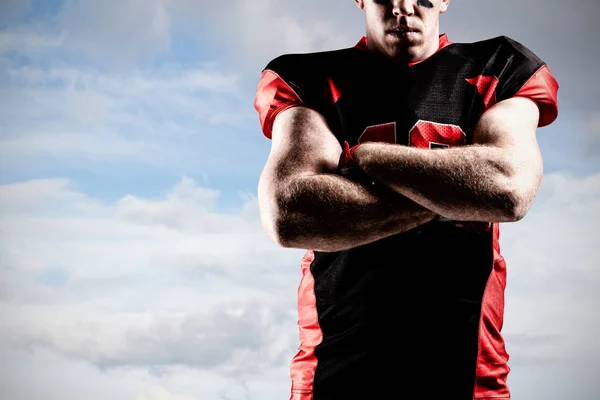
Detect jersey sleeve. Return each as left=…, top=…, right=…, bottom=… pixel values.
left=254, top=69, right=302, bottom=139
left=254, top=55, right=319, bottom=139
left=496, top=36, right=559, bottom=127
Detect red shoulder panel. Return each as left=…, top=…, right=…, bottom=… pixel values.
left=254, top=70, right=304, bottom=139
left=513, top=64, right=559, bottom=127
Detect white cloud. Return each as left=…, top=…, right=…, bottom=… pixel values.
left=0, top=171, right=598, bottom=399
left=166, top=0, right=358, bottom=76
left=498, top=172, right=599, bottom=398
left=581, top=112, right=600, bottom=161
left=501, top=172, right=599, bottom=277
left=0, top=346, right=280, bottom=400
left=2, top=298, right=292, bottom=371
left=218, top=0, right=349, bottom=64
left=1, top=0, right=348, bottom=71
left=4, top=0, right=356, bottom=70
left=5, top=64, right=239, bottom=94
left=0, top=30, right=65, bottom=53
left=136, top=385, right=198, bottom=400
left=0, top=176, right=300, bottom=399
left=0, top=177, right=297, bottom=279
left=1, top=1, right=598, bottom=398
left=0, top=63, right=254, bottom=174
left=57, top=0, right=171, bottom=68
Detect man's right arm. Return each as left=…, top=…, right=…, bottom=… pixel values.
left=258, top=106, right=436, bottom=252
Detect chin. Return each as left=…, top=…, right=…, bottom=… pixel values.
left=386, top=40, right=415, bottom=54
left=387, top=34, right=422, bottom=47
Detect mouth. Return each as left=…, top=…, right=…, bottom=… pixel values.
left=388, top=27, right=418, bottom=34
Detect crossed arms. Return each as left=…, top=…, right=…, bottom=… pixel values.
left=257, top=97, right=543, bottom=252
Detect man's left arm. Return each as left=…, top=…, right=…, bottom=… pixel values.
left=352, top=96, right=543, bottom=222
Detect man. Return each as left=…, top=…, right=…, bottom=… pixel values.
left=253, top=0, right=558, bottom=399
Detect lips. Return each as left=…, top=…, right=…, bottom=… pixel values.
left=389, top=27, right=417, bottom=33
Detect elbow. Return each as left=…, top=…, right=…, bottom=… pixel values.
left=504, top=197, right=530, bottom=222
left=258, top=178, right=315, bottom=249
left=260, top=210, right=292, bottom=248
left=498, top=183, right=538, bottom=222
left=264, top=217, right=298, bottom=249
left=495, top=159, right=542, bottom=222
left=258, top=197, right=299, bottom=249
left=262, top=206, right=335, bottom=251
left=266, top=216, right=318, bottom=250
left=258, top=176, right=296, bottom=248
left=488, top=193, right=526, bottom=223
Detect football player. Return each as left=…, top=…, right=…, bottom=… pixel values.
left=254, top=1, right=558, bottom=398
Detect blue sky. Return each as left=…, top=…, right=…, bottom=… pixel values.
left=0, top=1, right=598, bottom=399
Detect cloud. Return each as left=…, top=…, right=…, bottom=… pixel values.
left=57, top=0, right=171, bottom=68
left=1, top=1, right=598, bottom=399
left=0, top=346, right=276, bottom=400
left=162, top=0, right=600, bottom=114
left=3, top=0, right=598, bottom=112
left=2, top=0, right=351, bottom=72
left=581, top=112, right=600, bottom=163
left=0, top=177, right=297, bottom=280
left=0, top=176, right=300, bottom=399
left=136, top=386, right=199, bottom=400
left=0, top=62, right=260, bottom=177
left=1, top=171, right=598, bottom=399
left=3, top=298, right=293, bottom=372
left=0, top=29, right=64, bottom=53
left=498, top=172, right=599, bottom=399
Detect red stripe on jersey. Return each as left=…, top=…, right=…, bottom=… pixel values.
left=513, top=64, right=559, bottom=127
left=254, top=70, right=303, bottom=139
left=289, top=250, right=322, bottom=400
left=473, top=223, right=511, bottom=398
left=466, top=75, right=499, bottom=109
left=326, top=77, right=343, bottom=104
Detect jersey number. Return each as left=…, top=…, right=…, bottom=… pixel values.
left=359, top=120, right=466, bottom=149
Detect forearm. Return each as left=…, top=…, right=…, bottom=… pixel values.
left=261, top=173, right=436, bottom=252
left=355, top=142, right=527, bottom=221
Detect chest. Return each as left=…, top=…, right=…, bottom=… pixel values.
left=323, top=55, right=493, bottom=150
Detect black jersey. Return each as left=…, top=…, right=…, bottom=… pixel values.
left=254, top=34, right=558, bottom=400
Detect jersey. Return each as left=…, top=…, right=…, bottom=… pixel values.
left=254, top=34, right=559, bottom=400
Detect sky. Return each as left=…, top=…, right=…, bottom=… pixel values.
left=0, top=0, right=598, bottom=399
